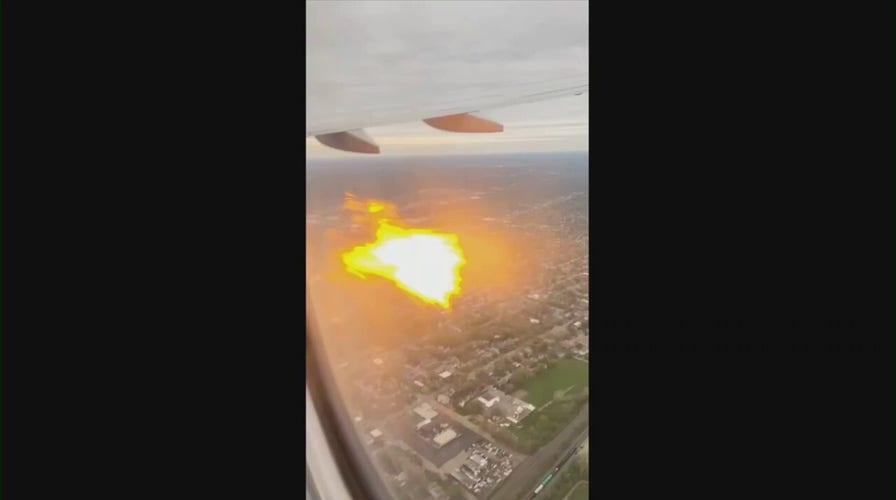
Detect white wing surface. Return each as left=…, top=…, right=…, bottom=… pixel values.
left=306, top=1, right=588, bottom=154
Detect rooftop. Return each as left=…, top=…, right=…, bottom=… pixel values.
left=477, top=395, right=500, bottom=408
left=414, top=403, right=438, bottom=420
left=477, top=387, right=536, bottom=423
left=433, top=428, right=458, bottom=447
left=450, top=469, right=477, bottom=490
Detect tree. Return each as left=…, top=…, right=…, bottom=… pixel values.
left=456, top=400, right=477, bottom=416
left=494, top=359, right=510, bottom=373
left=494, top=428, right=516, bottom=447
left=467, top=398, right=484, bottom=414
left=457, top=379, right=477, bottom=395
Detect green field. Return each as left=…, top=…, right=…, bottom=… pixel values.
left=519, top=359, right=589, bottom=407
left=539, top=457, right=589, bottom=500
left=508, top=359, right=589, bottom=453
left=568, top=482, right=589, bottom=500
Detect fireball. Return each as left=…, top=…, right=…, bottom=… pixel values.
left=341, top=196, right=466, bottom=309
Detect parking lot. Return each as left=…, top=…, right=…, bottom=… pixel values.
left=449, top=440, right=516, bottom=498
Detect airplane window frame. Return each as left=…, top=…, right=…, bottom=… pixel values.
left=306, top=293, right=393, bottom=500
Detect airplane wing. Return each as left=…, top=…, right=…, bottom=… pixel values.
left=306, top=74, right=588, bottom=154
left=306, top=1, right=588, bottom=154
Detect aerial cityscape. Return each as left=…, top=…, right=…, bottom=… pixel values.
left=307, top=152, right=589, bottom=500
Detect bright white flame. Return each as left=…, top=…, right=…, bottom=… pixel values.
left=370, top=234, right=464, bottom=306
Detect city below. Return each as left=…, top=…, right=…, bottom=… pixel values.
left=308, top=153, right=590, bottom=500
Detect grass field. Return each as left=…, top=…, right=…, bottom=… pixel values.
left=567, top=481, right=589, bottom=500
left=519, top=359, right=589, bottom=407
left=541, top=459, right=588, bottom=500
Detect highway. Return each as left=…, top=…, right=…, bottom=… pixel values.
left=486, top=405, right=588, bottom=500
left=531, top=435, right=588, bottom=500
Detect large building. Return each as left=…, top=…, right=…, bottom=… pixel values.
left=475, top=387, right=536, bottom=423
left=410, top=402, right=461, bottom=448
left=414, top=403, right=438, bottom=420
left=413, top=402, right=439, bottom=429
left=477, top=392, right=500, bottom=408
left=432, top=428, right=458, bottom=448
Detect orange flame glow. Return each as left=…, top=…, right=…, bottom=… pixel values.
left=341, top=195, right=466, bottom=309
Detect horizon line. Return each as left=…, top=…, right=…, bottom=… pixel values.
left=306, top=149, right=588, bottom=162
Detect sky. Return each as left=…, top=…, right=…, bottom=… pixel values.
left=306, top=1, right=588, bottom=158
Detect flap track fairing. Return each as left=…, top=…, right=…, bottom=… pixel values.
left=315, top=129, right=380, bottom=154
left=423, top=113, right=504, bottom=133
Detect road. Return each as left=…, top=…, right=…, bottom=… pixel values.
left=486, top=405, right=589, bottom=500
